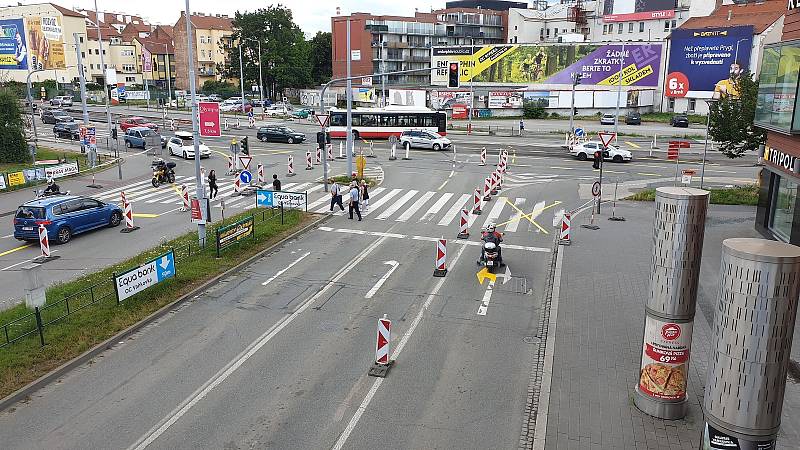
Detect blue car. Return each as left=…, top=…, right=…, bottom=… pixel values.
left=13, top=196, right=124, bottom=244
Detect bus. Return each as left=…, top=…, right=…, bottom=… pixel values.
left=328, top=107, right=447, bottom=140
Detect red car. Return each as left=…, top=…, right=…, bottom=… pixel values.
left=119, top=116, right=159, bottom=132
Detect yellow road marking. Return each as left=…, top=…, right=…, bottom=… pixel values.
left=625, top=141, right=641, bottom=149
left=477, top=267, right=497, bottom=284
left=497, top=199, right=562, bottom=234
left=0, top=244, right=31, bottom=257
left=132, top=213, right=159, bottom=218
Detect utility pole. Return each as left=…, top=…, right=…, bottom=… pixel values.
left=74, top=33, right=90, bottom=127
left=569, top=73, right=580, bottom=137
left=184, top=0, right=205, bottom=246
left=94, top=0, right=119, bottom=178
left=238, top=43, right=246, bottom=115
left=614, top=42, right=624, bottom=139
left=381, top=40, right=386, bottom=107
left=345, top=18, right=353, bottom=176
left=468, top=36, right=475, bottom=134
left=256, top=40, right=265, bottom=114
left=25, top=68, right=40, bottom=154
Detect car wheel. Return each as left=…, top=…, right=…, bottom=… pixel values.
left=613, top=155, right=623, bottom=163
left=125, top=141, right=132, bottom=148
left=433, top=143, right=441, bottom=151
left=56, top=226, right=71, bottom=244
left=287, top=137, right=294, bottom=144
left=109, top=211, right=122, bottom=227
left=168, top=173, right=175, bottom=183
left=183, top=150, right=188, bottom=159
left=577, top=152, right=588, bottom=161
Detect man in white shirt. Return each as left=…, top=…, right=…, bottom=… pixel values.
left=329, top=181, right=344, bottom=212
left=348, top=182, right=362, bottom=221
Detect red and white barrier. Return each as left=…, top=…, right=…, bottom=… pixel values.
left=376, top=315, right=391, bottom=365
left=121, top=201, right=139, bottom=232
left=433, top=238, right=447, bottom=277
left=120, top=191, right=127, bottom=207
left=38, top=224, right=50, bottom=258
left=473, top=188, right=482, bottom=215
left=288, top=155, right=296, bottom=176
left=327, top=143, right=333, bottom=161
left=227, top=155, right=233, bottom=173
left=315, top=146, right=321, bottom=164
left=559, top=212, right=571, bottom=245
left=480, top=147, right=486, bottom=166
left=490, top=171, right=499, bottom=195
left=233, top=177, right=242, bottom=196
left=181, top=184, right=189, bottom=211
left=483, top=176, right=492, bottom=201
left=257, top=163, right=265, bottom=184
left=457, top=208, right=469, bottom=239
left=305, top=150, right=313, bottom=170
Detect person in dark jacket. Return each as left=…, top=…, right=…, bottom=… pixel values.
left=272, top=174, right=282, bottom=191
left=360, top=180, right=370, bottom=212
left=208, top=170, right=218, bottom=199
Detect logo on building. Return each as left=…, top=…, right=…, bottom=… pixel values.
left=764, top=145, right=800, bottom=173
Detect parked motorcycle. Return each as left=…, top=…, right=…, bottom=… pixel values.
left=151, top=158, right=176, bottom=187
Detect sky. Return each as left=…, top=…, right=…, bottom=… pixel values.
left=4, top=0, right=472, bottom=35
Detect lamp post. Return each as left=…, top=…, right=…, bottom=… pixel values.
left=163, top=42, right=172, bottom=110
left=25, top=68, right=44, bottom=154
left=184, top=0, right=205, bottom=246
left=701, top=95, right=719, bottom=189
left=614, top=42, right=625, bottom=138
left=569, top=72, right=582, bottom=137
left=468, top=36, right=475, bottom=133
left=734, top=38, right=749, bottom=64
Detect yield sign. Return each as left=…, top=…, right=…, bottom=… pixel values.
left=315, top=114, right=329, bottom=128
left=598, top=131, right=616, bottom=148
left=239, top=155, right=252, bottom=170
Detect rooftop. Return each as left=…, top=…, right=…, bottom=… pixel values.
left=678, top=0, right=785, bottom=34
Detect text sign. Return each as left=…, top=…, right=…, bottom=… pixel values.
left=44, top=162, right=78, bottom=179
left=217, top=216, right=254, bottom=252
left=256, top=190, right=307, bottom=209
left=114, top=251, right=175, bottom=302
left=198, top=101, right=221, bottom=137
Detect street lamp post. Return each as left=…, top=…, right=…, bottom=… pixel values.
left=94, top=0, right=120, bottom=179
left=468, top=36, right=475, bottom=134
left=184, top=0, right=205, bottom=246
left=238, top=43, right=246, bottom=115
left=25, top=68, right=43, bottom=154
left=614, top=42, right=625, bottom=139
left=73, top=33, right=90, bottom=127
left=256, top=40, right=265, bottom=114
left=701, top=97, right=718, bottom=189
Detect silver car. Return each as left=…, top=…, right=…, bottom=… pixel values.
left=600, top=113, right=616, bottom=125
left=399, top=130, right=451, bottom=151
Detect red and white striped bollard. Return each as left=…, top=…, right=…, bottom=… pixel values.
left=559, top=212, right=571, bottom=245
left=315, top=145, right=321, bottom=164
left=483, top=176, right=492, bottom=201
left=120, top=201, right=139, bottom=232
left=376, top=314, right=391, bottom=365
left=457, top=208, right=469, bottom=239
left=473, top=188, right=482, bottom=215
left=181, top=184, right=189, bottom=211
left=479, top=147, right=486, bottom=166
left=433, top=238, right=447, bottom=277
left=305, top=150, right=313, bottom=170
left=257, top=163, right=265, bottom=184
left=38, top=224, right=50, bottom=258
left=288, top=155, right=296, bottom=176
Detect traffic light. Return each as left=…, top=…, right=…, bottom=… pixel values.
left=573, top=73, right=584, bottom=86
left=111, top=127, right=117, bottom=140
left=448, top=61, right=460, bottom=88
left=316, top=131, right=326, bottom=148
left=241, top=136, right=249, bottom=155
left=592, top=151, right=601, bottom=169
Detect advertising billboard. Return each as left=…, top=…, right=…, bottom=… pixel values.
left=666, top=26, right=754, bottom=98
left=142, top=47, right=152, bottom=73
left=0, top=19, right=28, bottom=70
left=388, top=89, right=426, bottom=107
left=602, top=0, right=675, bottom=23
left=488, top=91, right=523, bottom=109
left=432, top=43, right=662, bottom=87
left=25, top=16, right=65, bottom=70
left=352, top=87, right=375, bottom=103
left=430, top=90, right=473, bottom=110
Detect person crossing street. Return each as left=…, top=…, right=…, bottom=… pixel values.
left=330, top=180, right=344, bottom=212
left=272, top=174, right=281, bottom=191
left=360, top=180, right=370, bottom=212
left=348, top=181, right=362, bottom=221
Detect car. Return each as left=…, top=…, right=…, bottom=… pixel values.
left=123, top=126, right=161, bottom=149
left=625, top=112, right=641, bottom=125
left=291, top=108, right=314, bottom=119
left=167, top=131, right=212, bottom=159
left=41, top=109, right=74, bottom=124
left=256, top=125, right=306, bottom=144
left=208, top=94, right=222, bottom=102
left=399, top=130, right=451, bottom=151
left=569, top=141, right=632, bottom=163
left=671, top=114, right=689, bottom=128
left=53, top=122, right=81, bottom=140
left=50, top=95, right=73, bottom=107
left=264, top=105, right=291, bottom=117
left=220, top=101, right=253, bottom=113
left=120, top=116, right=159, bottom=132
left=600, top=113, right=616, bottom=125
left=13, top=196, right=124, bottom=244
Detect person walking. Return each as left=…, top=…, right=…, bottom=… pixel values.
left=348, top=181, right=362, bottom=221
left=360, top=180, right=370, bottom=212
left=330, top=180, right=344, bottom=212
left=208, top=169, right=219, bottom=199
left=272, top=174, right=281, bottom=191
left=519, top=119, right=525, bottom=136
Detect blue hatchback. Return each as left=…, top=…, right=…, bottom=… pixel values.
left=13, top=196, right=124, bottom=244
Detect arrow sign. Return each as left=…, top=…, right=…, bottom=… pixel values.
left=239, top=170, right=252, bottom=185
left=477, top=267, right=497, bottom=285
left=159, top=256, right=170, bottom=270
left=574, top=127, right=584, bottom=137
left=203, top=121, right=216, bottom=127
left=365, top=260, right=400, bottom=299
left=598, top=131, right=616, bottom=148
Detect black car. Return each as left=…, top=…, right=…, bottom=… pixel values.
left=54, top=122, right=80, bottom=140
left=257, top=125, right=306, bottom=144
left=41, top=109, right=74, bottom=124
left=625, top=112, right=641, bottom=125
left=670, top=114, right=689, bottom=128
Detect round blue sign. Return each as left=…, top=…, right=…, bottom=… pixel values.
left=575, top=128, right=585, bottom=137
left=239, top=170, right=252, bottom=184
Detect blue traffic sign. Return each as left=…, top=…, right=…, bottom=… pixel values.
left=256, top=190, right=274, bottom=207
left=156, top=251, right=175, bottom=281
left=256, top=190, right=307, bottom=209
left=239, top=170, right=252, bottom=184
left=575, top=127, right=584, bottom=137
left=114, top=250, right=175, bottom=302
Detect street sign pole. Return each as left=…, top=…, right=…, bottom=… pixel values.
left=317, top=114, right=330, bottom=192
left=597, top=132, right=616, bottom=215
left=184, top=0, right=205, bottom=247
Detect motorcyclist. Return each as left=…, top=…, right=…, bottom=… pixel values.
left=43, top=178, right=60, bottom=195
left=152, top=158, right=167, bottom=180
left=479, top=223, right=503, bottom=265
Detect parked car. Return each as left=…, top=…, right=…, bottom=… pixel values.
left=50, top=95, right=73, bottom=107
left=257, top=125, right=306, bottom=144
left=41, top=109, right=74, bottom=124
left=625, top=112, right=641, bottom=125
left=208, top=94, right=222, bottom=102
left=670, top=114, right=689, bottom=128
left=291, top=108, right=314, bottom=119
left=265, top=105, right=291, bottom=117
left=569, top=141, right=632, bottom=163
left=220, top=101, right=253, bottom=113
left=53, top=122, right=81, bottom=140
left=399, top=130, right=451, bottom=151
left=600, top=113, right=616, bottom=125
left=120, top=116, right=159, bottom=132
left=13, top=196, right=124, bottom=244
left=167, top=131, right=211, bottom=158
left=123, top=126, right=161, bottom=149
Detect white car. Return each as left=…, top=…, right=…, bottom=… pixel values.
left=570, top=141, right=632, bottom=163
left=399, top=130, right=451, bottom=151
left=167, top=131, right=211, bottom=159
left=264, top=105, right=291, bottom=116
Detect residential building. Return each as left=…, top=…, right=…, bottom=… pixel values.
left=507, top=2, right=596, bottom=43
left=173, top=12, right=233, bottom=90
left=133, top=37, right=175, bottom=90
left=77, top=9, right=147, bottom=34
left=120, top=21, right=152, bottom=43
left=85, top=24, right=142, bottom=85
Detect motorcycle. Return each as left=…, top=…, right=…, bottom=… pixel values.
left=478, top=232, right=504, bottom=273
left=35, top=188, right=70, bottom=199
left=151, top=160, right=176, bottom=187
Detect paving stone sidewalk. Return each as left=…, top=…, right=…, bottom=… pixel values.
left=543, top=202, right=800, bottom=449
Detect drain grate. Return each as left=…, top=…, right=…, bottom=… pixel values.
left=494, top=276, right=528, bottom=295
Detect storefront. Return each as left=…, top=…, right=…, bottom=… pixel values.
left=755, top=141, right=800, bottom=243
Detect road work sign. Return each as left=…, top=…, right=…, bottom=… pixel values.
left=256, top=190, right=308, bottom=210
left=114, top=251, right=175, bottom=302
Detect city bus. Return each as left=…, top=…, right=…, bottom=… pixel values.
left=327, top=107, right=447, bottom=140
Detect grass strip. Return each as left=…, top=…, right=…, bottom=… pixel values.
left=0, top=147, right=91, bottom=174
left=0, top=207, right=312, bottom=399
left=328, top=175, right=377, bottom=187
left=625, top=185, right=759, bottom=205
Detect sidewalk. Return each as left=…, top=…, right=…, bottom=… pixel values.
left=539, top=202, right=800, bottom=449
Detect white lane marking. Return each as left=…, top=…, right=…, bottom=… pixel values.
left=481, top=197, right=507, bottom=229
left=332, top=243, right=469, bottom=450
left=0, top=249, right=59, bottom=271
left=363, top=188, right=401, bottom=216
left=364, top=260, right=399, bottom=299
left=437, top=179, right=450, bottom=191
left=375, top=190, right=418, bottom=220
left=261, top=251, right=310, bottom=286
left=95, top=178, right=161, bottom=200
left=505, top=198, right=526, bottom=233
left=1, top=234, right=14, bottom=239
left=477, top=280, right=495, bottom=316
left=128, top=236, right=389, bottom=450
left=437, top=193, right=470, bottom=226
left=419, top=192, right=453, bottom=222
left=396, top=191, right=435, bottom=222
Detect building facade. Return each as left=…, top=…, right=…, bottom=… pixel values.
left=173, top=12, right=232, bottom=90
left=133, top=37, right=175, bottom=90
left=85, top=25, right=142, bottom=86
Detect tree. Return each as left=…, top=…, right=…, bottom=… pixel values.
left=309, top=31, right=332, bottom=85
left=0, top=89, right=30, bottom=163
left=708, top=70, right=766, bottom=158
left=201, top=80, right=239, bottom=98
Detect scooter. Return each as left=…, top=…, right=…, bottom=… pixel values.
left=479, top=241, right=502, bottom=273
left=35, top=188, right=70, bottom=199
left=151, top=159, right=176, bottom=187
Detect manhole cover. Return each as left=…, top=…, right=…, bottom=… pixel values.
left=495, top=276, right=528, bottom=295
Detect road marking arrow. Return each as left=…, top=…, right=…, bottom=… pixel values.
left=365, top=260, right=399, bottom=299
left=477, top=267, right=497, bottom=285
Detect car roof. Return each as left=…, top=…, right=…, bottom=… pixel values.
left=128, top=126, right=152, bottom=132
left=22, top=195, right=82, bottom=207
left=175, top=131, right=193, bottom=138
left=127, top=116, right=147, bottom=121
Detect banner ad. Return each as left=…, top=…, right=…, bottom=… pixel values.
left=0, top=19, right=28, bottom=70
left=488, top=91, right=523, bottom=109
left=430, top=90, right=473, bottom=110
left=603, top=0, right=675, bottom=23
left=25, top=16, right=66, bottom=70
left=388, top=89, right=426, bottom=107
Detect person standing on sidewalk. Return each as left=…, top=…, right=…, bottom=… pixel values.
left=272, top=174, right=281, bottom=191
left=519, top=119, right=525, bottom=136
left=360, top=180, right=370, bottom=212
left=208, top=169, right=218, bottom=199
left=330, top=180, right=344, bottom=212
left=348, top=181, right=362, bottom=221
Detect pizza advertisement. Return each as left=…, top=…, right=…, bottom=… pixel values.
left=638, top=317, right=693, bottom=401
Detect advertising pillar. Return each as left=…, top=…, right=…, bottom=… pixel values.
left=634, top=187, right=709, bottom=419
left=700, top=238, right=800, bottom=449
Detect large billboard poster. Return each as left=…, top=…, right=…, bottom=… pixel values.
left=431, top=90, right=473, bottom=110
left=666, top=26, right=754, bottom=98
left=0, top=19, right=28, bottom=70
left=388, top=89, right=426, bottom=107
left=432, top=44, right=662, bottom=87
left=25, top=16, right=65, bottom=70
left=602, top=0, right=675, bottom=23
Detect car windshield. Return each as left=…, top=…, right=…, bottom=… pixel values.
left=132, top=118, right=147, bottom=124
left=139, top=129, right=154, bottom=137
left=66, top=123, right=79, bottom=129
left=179, top=136, right=193, bottom=144
left=15, top=206, right=46, bottom=219
left=282, top=127, right=295, bottom=133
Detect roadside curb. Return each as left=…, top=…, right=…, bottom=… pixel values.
left=0, top=212, right=329, bottom=412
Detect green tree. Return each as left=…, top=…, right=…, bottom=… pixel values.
left=0, top=89, right=30, bottom=163
left=309, top=31, right=332, bottom=85
left=708, top=70, right=766, bottom=158
left=201, top=80, right=239, bottom=98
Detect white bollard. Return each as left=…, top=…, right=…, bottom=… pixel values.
left=389, top=142, right=396, bottom=160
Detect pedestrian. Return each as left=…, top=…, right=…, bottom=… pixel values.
left=360, top=179, right=370, bottom=212
left=519, top=119, right=525, bottom=136
left=272, top=173, right=281, bottom=191
left=208, top=169, right=218, bottom=199
left=330, top=180, right=344, bottom=212
left=348, top=181, right=362, bottom=221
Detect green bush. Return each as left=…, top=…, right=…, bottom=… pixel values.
left=0, top=89, right=31, bottom=164
left=550, top=112, right=561, bottom=119
left=523, top=102, right=547, bottom=119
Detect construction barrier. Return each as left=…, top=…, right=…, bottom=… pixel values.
left=120, top=201, right=139, bottom=233
left=338, top=141, right=345, bottom=159
left=483, top=177, right=492, bottom=201
left=490, top=171, right=499, bottom=195
left=181, top=184, right=189, bottom=211
left=473, top=188, right=482, bottom=215
left=480, top=147, right=486, bottom=166
left=376, top=315, right=391, bottom=364
left=457, top=208, right=469, bottom=239
left=232, top=177, right=242, bottom=196
left=327, top=143, right=333, bottom=162
left=38, top=224, right=50, bottom=258
left=433, top=238, right=447, bottom=277
left=315, top=146, right=321, bottom=164
left=305, top=150, right=313, bottom=170
left=288, top=155, right=296, bottom=176
left=559, top=212, right=571, bottom=245
left=257, top=163, right=265, bottom=184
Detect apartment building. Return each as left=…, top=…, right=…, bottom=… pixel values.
left=77, top=9, right=147, bottom=34
left=173, top=12, right=233, bottom=90
left=84, top=25, right=141, bottom=86
left=133, top=37, right=175, bottom=90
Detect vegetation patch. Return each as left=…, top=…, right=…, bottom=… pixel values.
left=625, top=185, right=759, bottom=206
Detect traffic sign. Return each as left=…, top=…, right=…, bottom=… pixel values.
left=256, top=190, right=308, bottom=209
left=239, top=170, right=252, bottom=185
left=114, top=251, right=175, bottom=302
left=598, top=131, right=616, bottom=148
left=238, top=155, right=252, bottom=170
left=592, top=181, right=601, bottom=197
left=199, top=101, right=221, bottom=137
left=575, top=127, right=585, bottom=137
left=315, top=114, right=329, bottom=128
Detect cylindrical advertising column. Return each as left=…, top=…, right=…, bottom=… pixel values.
left=701, top=238, right=800, bottom=449
left=634, top=187, right=709, bottom=419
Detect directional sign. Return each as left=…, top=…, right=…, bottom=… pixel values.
left=239, top=170, right=252, bottom=185
left=199, top=101, right=221, bottom=137
left=114, top=251, right=175, bottom=302
left=592, top=181, right=602, bottom=197
left=598, top=131, right=616, bottom=148
left=256, top=190, right=308, bottom=209
left=315, top=114, right=329, bottom=128
left=575, top=127, right=585, bottom=137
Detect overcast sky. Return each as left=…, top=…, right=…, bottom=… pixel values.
left=4, top=0, right=481, bottom=35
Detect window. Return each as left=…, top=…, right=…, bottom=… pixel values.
left=755, top=42, right=800, bottom=132
left=665, top=20, right=670, bottom=31
left=603, top=24, right=607, bottom=34
left=95, top=49, right=99, bottom=55
left=671, top=20, right=676, bottom=29
left=770, top=175, right=798, bottom=241
left=546, top=28, right=550, bottom=37
left=81, top=52, right=85, bottom=58
left=639, top=22, right=645, bottom=32
left=89, top=64, right=93, bottom=69
left=618, top=23, right=623, bottom=34
left=554, top=28, right=558, bottom=36
left=688, top=98, right=696, bottom=112
left=201, top=50, right=206, bottom=57
left=126, top=76, right=135, bottom=82
left=629, top=23, right=634, bottom=33
left=79, top=36, right=84, bottom=43
left=668, top=98, right=675, bottom=111
left=514, top=25, right=517, bottom=30
left=514, top=36, right=517, bottom=43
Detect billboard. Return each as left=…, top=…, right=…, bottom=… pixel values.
left=431, top=90, right=473, bottom=110
left=431, top=43, right=662, bottom=87
left=488, top=91, right=523, bottom=109
left=142, top=47, right=152, bottom=73
left=602, top=0, right=675, bottom=23
left=666, top=26, right=754, bottom=97
left=0, top=19, right=28, bottom=70
left=25, top=16, right=65, bottom=70
left=388, top=89, right=426, bottom=107
left=352, top=87, right=375, bottom=103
